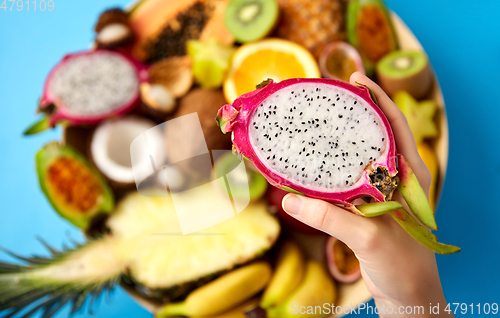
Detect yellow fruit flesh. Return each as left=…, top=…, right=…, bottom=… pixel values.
left=233, top=50, right=308, bottom=96
left=46, top=157, right=103, bottom=216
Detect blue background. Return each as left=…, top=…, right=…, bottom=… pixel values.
left=1, top=0, right=499, bottom=317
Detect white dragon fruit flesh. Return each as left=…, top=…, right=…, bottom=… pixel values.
left=38, top=49, right=148, bottom=127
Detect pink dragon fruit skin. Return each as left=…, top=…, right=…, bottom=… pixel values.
left=39, top=49, right=149, bottom=127
left=217, top=78, right=398, bottom=206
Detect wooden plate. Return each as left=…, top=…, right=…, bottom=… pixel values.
left=63, top=9, right=449, bottom=318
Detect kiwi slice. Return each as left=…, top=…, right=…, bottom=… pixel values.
left=224, top=0, right=279, bottom=43
left=214, top=152, right=268, bottom=201
left=376, top=50, right=432, bottom=99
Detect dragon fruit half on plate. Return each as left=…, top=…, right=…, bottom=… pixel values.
left=217, top=78, right=460, bottom=254
left=25, top=49, right=148, bottom=134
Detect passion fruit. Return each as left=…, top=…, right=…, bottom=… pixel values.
left=325, top=236, right=361, bottom=283
left=319, top=41, right=365, bottom=82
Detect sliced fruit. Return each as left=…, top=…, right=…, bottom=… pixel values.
left=417, top=142, right=438, bottom=211
left=129, top=0, right=234, bottom=63
left=94, top=8, right=134, bottom=49
left=0, top=190, right=281, bottom=317
left=275, top=0, right=347, bottom=58
left=35, top=50, right=147, bottom=129
left=36, top=142, right=114, bottom=229
left=156, top=262, right=272, bottom=317
left=266, top=186, right=322, bottom=235
left=319, top=41, right=365, bottom=82
left=90, top=116, right=164, bottom=188
left=140, top=83, right=177, bottom=118
left=223, top=39, right=321, bottom=103
left=187, top=39, right=236, bottom=89
left=376, top=50, right=432, bottom=99
left=147, top=56, right=194, bottom=98
left=347, top=0, right=397, bottom=75
left=325, top=236, right=361, bottom=284
left=393, top=90, right=438, bottom=144
left=224, top=0, right=279, bottom=43
left=214, top=152, right=268, bottom=201
left=108, top=190, right=280, bottom=289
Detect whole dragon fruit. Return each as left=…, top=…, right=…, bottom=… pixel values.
left=217, top=78, right=460, bottom=254
left=27, top=50, right=148, bottom=133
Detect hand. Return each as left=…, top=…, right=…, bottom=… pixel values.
left=282, top=72, right=452, bottom=317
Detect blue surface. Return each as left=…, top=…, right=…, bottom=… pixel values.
left=0, top=0, right=499, bottom=317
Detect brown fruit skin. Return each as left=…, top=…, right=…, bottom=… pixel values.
left=95, top=8, right=129, bottom=32
left=376, top=61, right=433, bottom=99
left=94, top=8, right=134, bottom=49
left=165, top=88, right=232, bottom=177
left=275, top=0, right=347, bottom=58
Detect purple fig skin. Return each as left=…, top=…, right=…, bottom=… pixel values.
left=217, top=78, right=398, bottom=207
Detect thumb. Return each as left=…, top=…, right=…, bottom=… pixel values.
left=282, top=194, right=374, bottom=248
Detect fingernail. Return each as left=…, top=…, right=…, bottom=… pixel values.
left=283, top=194, right=303, bottom=215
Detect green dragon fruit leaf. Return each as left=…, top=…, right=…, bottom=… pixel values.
left=390, top=208, right=460, bottom=255
left=397, top=154, right=438, bottom=230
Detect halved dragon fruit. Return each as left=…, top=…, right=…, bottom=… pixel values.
left=217, top=78, right=460, bottom=254
left=218, top=78, right=398, bottom=206
left=34, top=49, right=148, bottom=129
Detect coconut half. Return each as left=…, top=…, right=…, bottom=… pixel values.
left=90, top=116, right=165, bottom=187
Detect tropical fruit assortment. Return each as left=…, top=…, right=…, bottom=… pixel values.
left=2, top=0, right=455, bottom=317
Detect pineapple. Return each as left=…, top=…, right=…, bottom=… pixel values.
left=275, top=0, right=347, bottom=58
left=0, top=190, right=280, bottom=317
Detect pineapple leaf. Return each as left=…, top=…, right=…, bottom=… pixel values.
left=0, top=239, right=123, bottom=318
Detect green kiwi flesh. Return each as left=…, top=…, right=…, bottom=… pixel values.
left=214, top=152, right=268, bottom=201
left=224, top=0, right=279, bottom=43
left=376, top=50, right=432, bottom=99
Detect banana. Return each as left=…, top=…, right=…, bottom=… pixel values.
left=190, top=297, right=259, bottom=318
left=156, top=261, right=272, bottom=317
left=267, top=261, right=336, bottom=318
left=261, top=240, right=305, bottom=308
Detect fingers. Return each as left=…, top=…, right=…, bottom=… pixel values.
left=282, top=194, right=371, bottom=245
left=350, top=72, right=429, bottom=185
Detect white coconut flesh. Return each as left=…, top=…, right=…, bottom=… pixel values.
left=249, top=83, right=389, bottom=192
left=91, top=117, right=165, bottom=185
left=48, top=52, right=139, bottom=116
left=96, top=23, right=131, bottom=44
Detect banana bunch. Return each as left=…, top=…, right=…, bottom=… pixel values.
left=261, top=240, right=337, bottom=318
left=156, top=262, right=271, bottom=317
left=155, top=240, right=336, bottom=318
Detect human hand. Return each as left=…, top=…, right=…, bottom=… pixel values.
left=282, top=72, right=453, bottom=317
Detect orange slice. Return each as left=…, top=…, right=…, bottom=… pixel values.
left=223, top=38, right=321, bottom=103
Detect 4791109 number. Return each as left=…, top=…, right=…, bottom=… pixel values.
left=1, top=0, right=54, bottom=11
